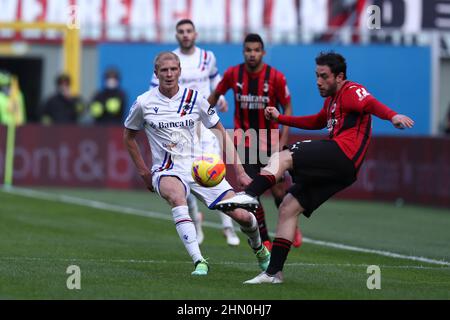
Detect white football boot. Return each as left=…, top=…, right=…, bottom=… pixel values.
left=214, top=192, right=259, bottom=211
left=243, top=271, right=283, bottom=284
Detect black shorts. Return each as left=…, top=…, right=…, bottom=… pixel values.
left=241, top=147, right=266, bottom=179
left=285, top=140, right=357, bottom=217
left=242, top=163, right=262, bottom=179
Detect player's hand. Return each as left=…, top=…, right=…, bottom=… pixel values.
left=391, top=114, right=414, bottom=129
left=265, top=106, right=280, bottom=121
left=140, top=171, right=154, bottom=192
left=217, top=96, right=228, bottom=112
left=237, top=171, right=252, bottom=189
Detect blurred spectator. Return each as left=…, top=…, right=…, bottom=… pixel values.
left=88, top=68, right=127, bottom=125
left=40, top=74, right=84, bottom=125
left=445, top=104, right=450, bottom=135
left=0, top=69, right=26, bottom=126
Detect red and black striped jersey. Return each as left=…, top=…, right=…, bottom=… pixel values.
left=215, top=63, right=291, bottom=149
left=278, top=81, right=397, bottom=170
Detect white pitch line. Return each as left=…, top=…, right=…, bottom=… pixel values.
left=2, top=186, right=450, bottom=267
left=0, top=256, right=448, bottom=270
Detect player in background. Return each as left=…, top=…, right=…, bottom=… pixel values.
left=150, top=19, right=239, bottom=246
left=208, top=33, right=302, bottom=250
left=215, top=52, right=414, bottom=283
left=125, top=52, right=270, bottom=276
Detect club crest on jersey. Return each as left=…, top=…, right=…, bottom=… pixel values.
left=327, top=118, right=338, bottom=131
left=331, top=103, right=336, bottom=113
left=178, top=89, right=197, bottom=117
left=180, top=103, right=191, bottom=117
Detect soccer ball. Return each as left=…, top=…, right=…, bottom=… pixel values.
left=191, top=153, right=226, bottom=187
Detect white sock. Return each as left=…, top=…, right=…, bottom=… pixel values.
left=172, top=205, right=203, bottom=263
left=219, top=211, right=234, bottom=229
left=187, top=194, right=201, bottom=224
left=239, top=213, right=261, bottom=250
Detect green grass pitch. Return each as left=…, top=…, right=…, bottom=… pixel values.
left=0, top=186, right=449, bottom=300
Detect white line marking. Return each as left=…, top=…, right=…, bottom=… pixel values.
left=0, top=256, right=448, bottom=270
left=2, top=186, right=449, bottom=267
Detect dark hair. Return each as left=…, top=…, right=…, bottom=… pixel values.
left=176, top=19, right=195, bottom=30
left=104, top=68, right=120, bottom=80
left=315, top=51, right=347, bottom=79
left=55, top=74, right=70, bottom=87
left=244, top=33, right=264, bottom=49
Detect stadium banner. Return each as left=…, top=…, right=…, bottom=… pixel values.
left=1, top=0, right=450, bottom=43
left=1, top=125, right=448, bottom=208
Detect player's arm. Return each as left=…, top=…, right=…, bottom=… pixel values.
left=345, top=87, right=414, bottom=129
left=123, top=128, right=153, bottom=192
left=279, top=101, right=292, bottom=149
left=208, top=52, right=228, bottom=112
left=123, top=99, right=153, bottom=192
left=208, top=90, right=228, bottom=113
left=210, top=121, right=251, bottom=188
left=274, top=72, right=294, bottom=148
left=208, top=90, right=222, bottom=109
left=208, top=67, right=232, bottom=112
left=265, top=106, right=327, bottom=130
left=365, top=99, right=414, bottom=129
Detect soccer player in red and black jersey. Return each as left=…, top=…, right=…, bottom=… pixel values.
left=215, top=51, right=414, bottom=284
left=208, top=33, right=302, bottom=250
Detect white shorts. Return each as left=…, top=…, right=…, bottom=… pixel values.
left=152, top=168, right=234, bottom=209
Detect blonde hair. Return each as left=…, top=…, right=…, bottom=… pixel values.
left=154, top=52, right=180, bottom=71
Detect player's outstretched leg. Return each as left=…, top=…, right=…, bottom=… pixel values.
left=272, top=186, right=303, bottom=249
left=254, top=201, right=272, bottom=251
left=220, top=191, right=270, bottom=271
left=244, top=194, right=302, bottom=284
left=219, top=211, right=240, bottom=246
left=187, top=194, right=204, bottom=245
left=159, top=176, right=208, bottom=276
left=214, top=150, right=294, bottom=211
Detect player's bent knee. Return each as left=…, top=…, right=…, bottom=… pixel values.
left=279, top=195, right=303, bottom=219
left=161, top=188, right=187, bottom=207
left=280, top=150, right=294, bottom=169
left=264, top=150, right=293, bottom=176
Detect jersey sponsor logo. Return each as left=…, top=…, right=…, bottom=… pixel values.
left=236, top=82, right=243, bottom=89
left=153, top=106, right=159, bottom=113
left=263, top=81, right=269, bottom=93
left=179, top=75, right=209, bottom=86
left=158, top=119, right=195, bottom=129
left=236, top=94, right=270, bottom=110
left=207, top=105, right=216, bottom=115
